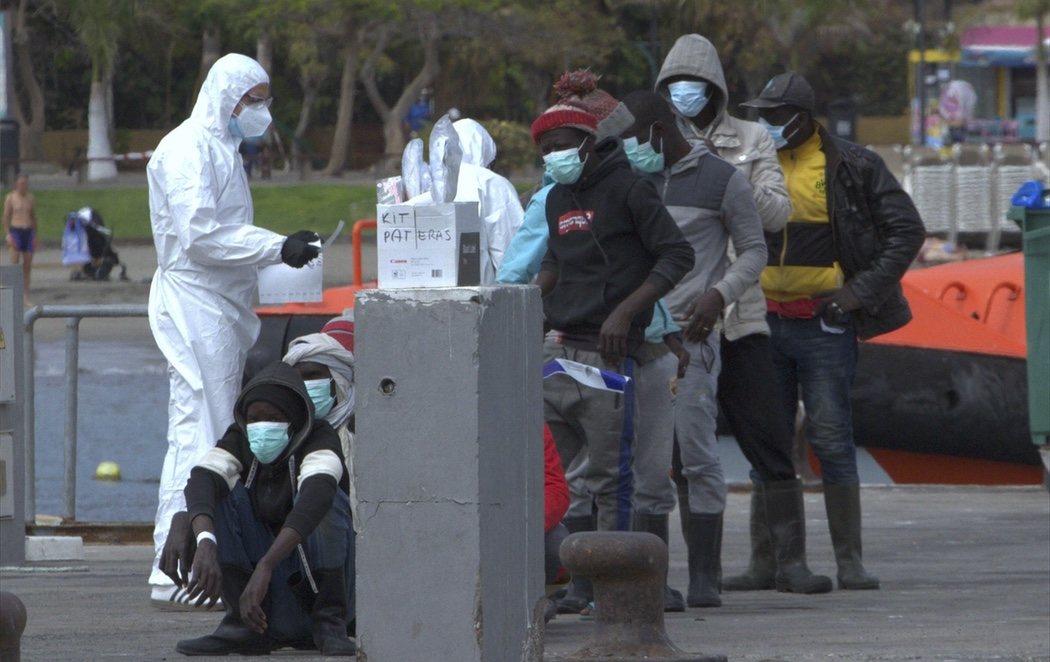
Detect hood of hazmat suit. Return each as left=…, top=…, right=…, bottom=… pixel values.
left=146, top=53, right=287, bottom=586
left=407, top=117, right=524, bottom=284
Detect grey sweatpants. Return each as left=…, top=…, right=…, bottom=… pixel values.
left=674, top=334, right=726, bottom=515
left=563, top=346, right=678, bottom=520
left=543, top=336, right=636, bottom=532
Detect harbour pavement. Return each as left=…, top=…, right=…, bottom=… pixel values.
left=2, top=485, right=1048, bottom=661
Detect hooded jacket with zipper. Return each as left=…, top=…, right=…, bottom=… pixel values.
left=539, top=137, right=694, bottom=344
left=656, top=33, right=791, bottom=340
left=647, top=141, right=766, bottom=324
left=812, top=125, right=925, bottom=339
left=185, top=362, right=349, bottom=537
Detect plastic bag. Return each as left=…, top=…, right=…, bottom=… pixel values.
left=401, top=138, right=428, bottom=200
left=61, top=213, right=91, bottom=266
left=376, top=176, right=405, bottom=205
left=428, top=114, right=462, bottom=203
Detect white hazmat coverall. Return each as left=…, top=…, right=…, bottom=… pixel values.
left=146, top=53, right=286, bottom=589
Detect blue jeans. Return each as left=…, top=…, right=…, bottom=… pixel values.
left=215, top=483, right=355, bottom=643
left=767, top=314, right=860, bottom=485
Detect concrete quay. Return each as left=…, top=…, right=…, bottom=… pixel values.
left=1, top=486, right=1047, bottom=661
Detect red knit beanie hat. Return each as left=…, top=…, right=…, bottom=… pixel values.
left=530, top=103, right=598, bottom=144
left=553, top=69, right=620, bottom=120
left=322, top=314, right=355, bottom=353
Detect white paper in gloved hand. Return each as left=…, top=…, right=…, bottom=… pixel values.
left=258, top=222, right=343, bottom=304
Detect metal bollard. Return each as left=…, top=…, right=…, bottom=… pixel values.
left=0, top=591, right=27, bottom=662
left=550, top=532, right=726, bottom=662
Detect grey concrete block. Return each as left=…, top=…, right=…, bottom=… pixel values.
left=25, top=536, right=84, bottom=562
left=355, top=286, right=544, bottom=662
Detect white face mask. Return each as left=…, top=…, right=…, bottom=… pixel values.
left=229, top=103, right=271, bottom=140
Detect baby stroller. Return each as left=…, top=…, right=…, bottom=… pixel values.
left=62, top=207, right=129, bottom=281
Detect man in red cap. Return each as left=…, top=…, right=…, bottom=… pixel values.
left=532, top=101, right=693, bottom=610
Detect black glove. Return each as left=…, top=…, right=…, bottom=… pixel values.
left=813, top=285, right=862, bottom=326
left=281, top=230, right=321, bottom=268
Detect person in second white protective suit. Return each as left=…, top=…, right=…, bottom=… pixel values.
left=408, top=118, right=523, bottom=283
left=146, top=52, right=321, bottom=610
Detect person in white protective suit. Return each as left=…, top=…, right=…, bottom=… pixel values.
left=147, top=52, right=321, bottom=609
left=407, top=118, right=523, bottom=283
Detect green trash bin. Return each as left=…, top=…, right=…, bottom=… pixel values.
left=1007, top=182, right=1050, bottom=450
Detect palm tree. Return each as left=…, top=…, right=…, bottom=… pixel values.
left=67, top=0, right=131, bottom=181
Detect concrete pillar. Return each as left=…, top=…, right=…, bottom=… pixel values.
left=354, top=286, right=544, bottom=662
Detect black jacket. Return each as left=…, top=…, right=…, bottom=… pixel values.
left=185, top=362, right=349, bottom=537
left=540, top=137, right=694, bottom=343
left=820, top=126, right=925, bottom=339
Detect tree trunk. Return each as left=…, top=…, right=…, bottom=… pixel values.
left=11, top=0, right=45, bottom=161
left=323, top=36, right=363, bottom=176
left=293, top=82, right=318, bottom=166
left=194, top=26, right=222, bottom=106
left=256, top=32, right=273, bottom=76
left=87, top=77, right=117, bottom=181
left=1036, top=11, right=1049, bottom=143
left=363, top=25, right=440, bottom=175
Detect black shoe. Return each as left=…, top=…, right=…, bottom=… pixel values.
left=175, top=629, right=272, bottom=656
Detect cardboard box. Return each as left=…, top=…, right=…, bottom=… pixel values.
left=377, top=202, right=481, bottom=288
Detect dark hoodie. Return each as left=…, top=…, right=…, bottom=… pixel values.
left=185, top=361, right=348, bottom=536
left=539, top=137, right=694, bottom=346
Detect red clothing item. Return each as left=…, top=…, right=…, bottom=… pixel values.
left=544, top=424, right=569, bottom=533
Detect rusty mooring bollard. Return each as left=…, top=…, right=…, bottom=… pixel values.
left=0, top=591, right=28, bottom=662
left=550, top=532, right=726, bottom=662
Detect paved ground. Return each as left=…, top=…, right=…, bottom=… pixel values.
left=2, top=486, right=1048, bottom=661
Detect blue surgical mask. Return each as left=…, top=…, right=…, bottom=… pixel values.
left=246, top=421, right=290, bottom=464
left=543, top=139, right=589, bottom=185
left=623, top=127, right=665, bottom=174
left=668, top=80, right=710, bottom=118
left=758, top=118, right=787, bottom=149
left=304, top=378, right=335, bottom=418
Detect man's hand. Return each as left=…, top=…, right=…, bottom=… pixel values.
left=281, top=230, right=321, bottom=268
left=185, top=536, right=222, bottom=609
left=159, top=511, right=194, bottom=587
left=812, top=285, right=862, bottom=325
left=598, top=308, right=632, bottom=366
left=240, top=561, right=273, bottom=634
left=683, top=289, right=724, bottom=343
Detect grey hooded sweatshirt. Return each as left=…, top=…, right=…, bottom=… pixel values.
left=656, top=34, right=791, bottom=339
left=649, top=142, right=766, bottom=324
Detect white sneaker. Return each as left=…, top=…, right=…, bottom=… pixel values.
left=150, top=585, right=223, bottom=612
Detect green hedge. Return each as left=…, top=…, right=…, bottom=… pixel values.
left=32, top=184, right=379, bottom=242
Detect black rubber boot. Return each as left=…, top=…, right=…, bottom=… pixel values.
left=175, top=565, right=273, bottom=656
left=765, top=479, right=832, bottom=594
left=632, top=513, right=686, bottom=612
left=824, top=484, right=880, bottom=590
left=555, top=515, right=595, bottom=614
left=722, top=484, right=776, bottom=591
left=310, top=569, right=357, bottom=656
left=686, top=513, right=723, bottom=608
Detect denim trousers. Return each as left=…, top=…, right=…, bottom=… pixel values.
left=767, top=314, right=860, bottom=485
left=215, top=483, right=355, bottom=643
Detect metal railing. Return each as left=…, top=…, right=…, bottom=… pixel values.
left=899, top=141, right=1050, bottom=253
left=23, top=304, right=149, bottom=522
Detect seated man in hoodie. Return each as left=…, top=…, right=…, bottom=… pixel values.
left=283, top=327, right=358, bottom=632
left=159, top=361, right=355, bottom=657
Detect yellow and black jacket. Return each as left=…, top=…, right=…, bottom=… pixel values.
left=762, top=124, right=925, bottom=339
